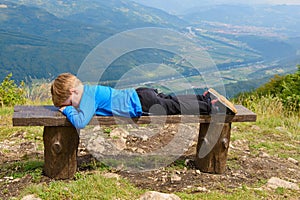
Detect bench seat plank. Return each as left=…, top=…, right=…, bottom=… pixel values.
left=13, top=105, right=256, bottom=127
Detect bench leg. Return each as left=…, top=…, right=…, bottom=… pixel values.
left=43, top=126, right=79, bottom=179
left=195, top=123, right=231, bottom=174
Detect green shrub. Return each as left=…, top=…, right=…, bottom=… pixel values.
left=0, top=73, right=26, bottom=106
left=237, top=65, right=300, bottom=112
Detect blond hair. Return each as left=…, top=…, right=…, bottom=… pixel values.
left=51, top=73, right=82, bottom=107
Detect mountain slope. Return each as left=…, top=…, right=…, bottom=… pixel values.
left=0, top=0, right=262, bottom=84
left=6, top=0, right=187, bottom=29
left=0, top=29, right=90, bottom=81
left=0, top=0, right=187, bottom=81
left=182, top=4, right=300, bottom=37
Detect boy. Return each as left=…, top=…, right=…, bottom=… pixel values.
left=51, top=73, right=236, bottom=129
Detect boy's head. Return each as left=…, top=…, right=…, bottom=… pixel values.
left=51, top=73, right=82, bottom=107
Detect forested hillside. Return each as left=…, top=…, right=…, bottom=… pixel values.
left=0, top=0, right=299, bottom=97
left=0, top=0, right=186, bottom=82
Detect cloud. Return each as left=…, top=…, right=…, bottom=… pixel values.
left=266, top=0, right=300, bottom=4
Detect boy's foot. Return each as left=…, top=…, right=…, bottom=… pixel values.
left=208, top=88, right=237, bottom=114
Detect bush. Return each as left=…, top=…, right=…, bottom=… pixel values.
left=0, top=73, right=26, bottom=107
left=237, top=65, right=300, bottom=112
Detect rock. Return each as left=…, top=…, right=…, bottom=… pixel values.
left=12, top=178, right=21, bottom=183
left=136, top=148, right=146, bottom=154
left=4, top=176, right=13, bottom=180
left=92, top=125, right=101, bottom=132
left=19, top=141, right=37, bottom=152
left=11, top=131, right=27, bottom=138
left=258, top=151, right=270, bottom=158
left=102, top=173, right=120, bottom=180
left=184, top=159, right=192, bottom=166
left=110, top=127, right=129, bottom=138
left=86, top=135, right=106, bottom=154
left=287, top=157, right=299, bottom=165
left=195, top=186, right=210, bottom=192
left=161, top=175, right=168, bottom=183
left=231, top=139, right=250, bottom=152
left=170, top=174, right=181, bottom=182
left=232, top=126, right=239, bottom=131
left=21, top=194, right=41, bottom=200
left=141, top=135, right=149, bottom=141
left=139, top=191, right=181, bottom=200
left=275, top=127, right=285, bottom=132
left=251, top=125, right=261, bottom=131
left=266, top=177, right=299, bottom=190
left=111, top=137, right=127, bottom=150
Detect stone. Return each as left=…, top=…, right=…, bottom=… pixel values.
left=141, top=135, right=149, bottom=141
left=102, top=173, right=120, bottom=180
left=136, top=148, right=146, bottom=154
left=110, top=127, right=129, bottom=138
left=21, top=194, right=42, bottom=200
left=111, top=137, right=127, bottom=150
left=287, top=157, right=299, bottom=165
left=258, top=151, right=270, bottom=158
left=251, top=125, right=261, bottom=131
left=195, top=186, right=210, bottom=192
left=92, top=125, right=101, bottom=132
left=275, top=127, right=285, bottom=132
left=266, top=177, right=299, bottom=190
left=139, top=191, right=181, bottom=200
left=86, top=135, right=106, bottom=154
left=170, top=174, right=181, bottom=182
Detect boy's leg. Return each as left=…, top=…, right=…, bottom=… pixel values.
left=136, top=88, right=181, bottom=115
left=155, top=92, right=211, bottom=115
left=207, top=88, right=237, bottom=114
left=136, top=88, right=212, bottom=115
left=176, top=94, right=211, bottom=115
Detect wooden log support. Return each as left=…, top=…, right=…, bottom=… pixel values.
left=43, top=126, right=79, bottom=179
left=195, top=123, right=231, bottom=174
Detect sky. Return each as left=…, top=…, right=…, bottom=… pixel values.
left=266, top=0, right=300, bottom=4
left=220, top=0, right=300, bottom=4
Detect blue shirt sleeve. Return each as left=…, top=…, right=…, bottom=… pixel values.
left=62, top=85, right=97, bottom=129
left=62, top=85, right=142, bottom=129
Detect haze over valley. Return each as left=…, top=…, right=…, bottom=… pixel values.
left=1, top=0, right=299, bottom=96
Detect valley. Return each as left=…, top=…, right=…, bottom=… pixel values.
left=0, top=0, right=299, bottom=96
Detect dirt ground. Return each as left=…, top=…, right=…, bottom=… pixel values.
left=0, top=124, right=299, bottom=199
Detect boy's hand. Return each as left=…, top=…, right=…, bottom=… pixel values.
left=59, top=106, right=66, bottom=112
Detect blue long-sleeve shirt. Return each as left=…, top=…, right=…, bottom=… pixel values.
left=62, top=85, right=142, bottom=129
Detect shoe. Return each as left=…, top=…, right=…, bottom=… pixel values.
left=208, top=88, right=237, bottom=114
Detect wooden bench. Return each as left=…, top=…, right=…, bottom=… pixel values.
left=13, top=105, right=256, bottom=179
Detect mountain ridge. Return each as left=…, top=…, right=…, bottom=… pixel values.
left=0, top=0, right=259, bottom=82
left=0, top=0, right=299, bottom=97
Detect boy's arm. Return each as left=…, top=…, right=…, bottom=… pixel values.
left=61, top=85, right=97, bottom=129
left=62, top=105, right=95, bottom=129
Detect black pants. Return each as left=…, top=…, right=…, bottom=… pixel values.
left=136, top=87, right=211, bottom=115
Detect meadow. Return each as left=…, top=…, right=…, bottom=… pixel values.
left=0, top=73, right=299, bottom=200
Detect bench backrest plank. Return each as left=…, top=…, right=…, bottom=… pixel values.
left=13, top=105, right=256, bottom=127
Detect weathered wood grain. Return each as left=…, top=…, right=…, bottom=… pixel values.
left=43, top=126, right=79, bottom=179
left=195, top=123, right=232, bottom=174
left=13, top=105, right=256, bottom=126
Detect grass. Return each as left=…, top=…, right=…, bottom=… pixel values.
left=22, top=171, right=145, bottom=200
left=1, top=89, right=299, bottom=199
left=232, top=94, right=300, bottom=161
left=1, top=160, right=44, bottom=182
